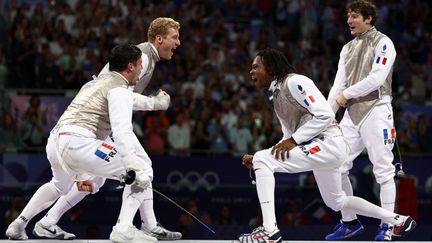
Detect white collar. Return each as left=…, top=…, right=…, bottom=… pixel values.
left=149, top=42, right=160, bottom=61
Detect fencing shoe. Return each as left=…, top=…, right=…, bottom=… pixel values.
left=5, top=221, right=28, bottom=240
left=325, top=220, right=364, bottom=240
left=238, top=226, right=282, bottom=243
left=110, top=224, right=157, bottom=243
left=375, top=223, right=393, bottom=241
left=392, top=216, right=416, bottom=239
left=142, top=222, right=182, bottom=240
left=32, top=221, right=76, bottom=240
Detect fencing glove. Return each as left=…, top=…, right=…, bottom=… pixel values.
left=153, top=89, right=170, bottom=110
left=122, top=154, right=151, bottom=189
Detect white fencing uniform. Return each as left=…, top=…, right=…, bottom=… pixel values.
left=50, top=71, right=152, bottom=190
left=6, top=71, right=155, bottom=240
left=38, top=43, right=169, bottom=234
left=251, top=73, right=405, bottom=234
left=327, top=26, right=397, bottom=221
left=254, top=74, right=348, bottom=174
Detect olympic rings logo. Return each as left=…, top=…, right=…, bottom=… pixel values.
left=167, top=171, right=220, bottom=191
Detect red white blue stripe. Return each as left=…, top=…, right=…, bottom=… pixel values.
left=95, top=142, right=114, bottom=160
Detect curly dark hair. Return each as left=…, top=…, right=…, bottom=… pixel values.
left=256, top=48, right=295, bottom=84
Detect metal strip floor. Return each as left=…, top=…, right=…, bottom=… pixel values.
left=0, top=241, right=428, bottom=243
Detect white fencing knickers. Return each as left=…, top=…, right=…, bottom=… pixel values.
left=47, top=124, right=153, bottom=192
left=339, top=102, right=396, bottom=184
left=252, top=126, right=350, bottom=211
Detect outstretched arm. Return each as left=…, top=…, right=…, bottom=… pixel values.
left=132, top=89, right=170, bottom=111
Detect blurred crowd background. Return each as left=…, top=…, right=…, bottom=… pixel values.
left=0, top=0, right=431, bottom=155
left=0, top=0, right=431, bottom=240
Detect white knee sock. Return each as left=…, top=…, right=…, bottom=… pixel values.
left=340, top=172, right=357, bottom=221
left=39, top=185, right=89, bottom=226
left=16, top=183, right=61, bottom=228
left=343, top=196, right=400, bottom=225
left=117, top=184, right=145, bottom=227
left=255, top=167, right=277, bottom=232
left=380, top=179, right=396, bottom=213
left=139, top=186, right=157, bottom=230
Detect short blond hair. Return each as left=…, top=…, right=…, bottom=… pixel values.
left=147, top=17, right=180, bottom=42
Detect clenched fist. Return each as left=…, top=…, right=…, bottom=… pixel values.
left=76, top=180, right=94, bottom=192
left=242, top=154, right=254, bottom=170
left=153, top=89, right=170, bottom=110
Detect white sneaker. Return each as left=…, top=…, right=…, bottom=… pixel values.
left=393, top=215, right=416, bottom=238
left=238, top=226, right=282, bottom=243
left=5, top=221, right=28, bottom=240
left=32, top=221, right=76, bottom=240
left=142, top=222, right=182, bottom=240
left=110, top=224, right=157, bottom=243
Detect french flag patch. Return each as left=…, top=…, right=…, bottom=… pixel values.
left=303, top=95, right=316, bottom=106
left=376, top=56, right=387, bottom=65
left=309, top=95, right=315, bottom=103
left=383, top=128, right=395, bottom=139
left=95, top=142, right=117, bottom=162
left=383, top=128, right=396, bottom=145
left=308, top=146, right=321, bottom=154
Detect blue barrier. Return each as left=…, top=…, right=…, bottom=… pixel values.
left=0, top=153, right=431, bottom=240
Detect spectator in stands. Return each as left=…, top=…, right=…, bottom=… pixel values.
left=191, top=109, right=211, bottom=155
left=216, top=205, right=237, bottom=225
left=248, top=206, right=263, bottom=227
left=0, top=45, right=7, bottom=87
left=0, top=112, right=22, bottom=152
left=145, top=111, right=169, bottom=156
left=167, top=112, right=191, bottom=156
left=229, top=118, right=253, bottom=157
left=21, top=95, right=47, bottom=149
left=406, top=116, right=420, bottom=152
left=280, top=199, right=308, bottom=225
left=417, top=114, right=432, bottom=153
left=177, top=198, right=212, bottom=238
left=1, top=0, right=430, bottom=156
left=207, top=111, right=230, bottom=155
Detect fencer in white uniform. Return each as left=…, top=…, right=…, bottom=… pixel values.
left=5, top=44, right=162, bottom=243
left=32, top=18, right=182, bottom=241
left=237, top=48, right=415, bottom=243
left=326, top=1, right=398, bottom=241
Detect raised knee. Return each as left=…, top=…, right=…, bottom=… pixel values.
left=252, top=151, right=267, bottom=168
left=323, top=194, right=346, bottom=212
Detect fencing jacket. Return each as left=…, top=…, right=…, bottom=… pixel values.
left=54, top=72, right=145, bottom=180
left=328, top=27, right=396, bottom=125
left=99, top=42, right=160, bottom=93
left=57, top=72, right=132, bottom=140
left=270, top=73, right=337, bottom=144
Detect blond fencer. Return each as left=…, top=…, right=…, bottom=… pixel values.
left=5, top=44, right=163, bottom=243
left=31, top=17, right=182, bottom=241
